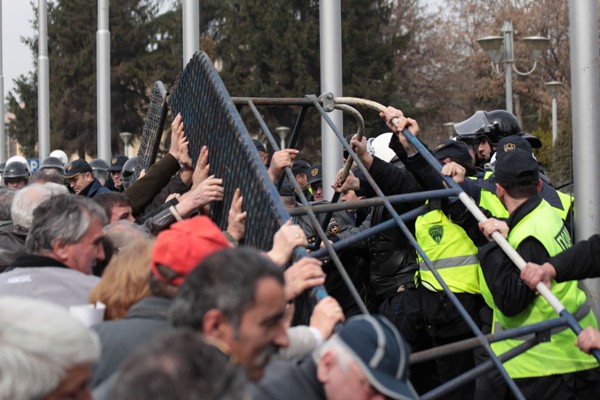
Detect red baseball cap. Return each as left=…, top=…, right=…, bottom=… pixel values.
left=150, top=216, right=231, bottom=286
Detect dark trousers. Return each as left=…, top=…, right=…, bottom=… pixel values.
left=432, top=334, right=476, bottom=400
left=474, top=348, right=600, bottom=399
left=513, top=366, right=600, bottom=400
left=379, top=286, right=440, bottom=395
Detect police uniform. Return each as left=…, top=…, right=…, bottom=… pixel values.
left=477, top=150, right=600, bottom=399
left=295, top=162, right=375, bottom=318
left=411, top=141, right=485, bottom=399
left=353, top=153, right=437, bottom=394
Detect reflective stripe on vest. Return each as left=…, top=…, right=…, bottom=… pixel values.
left=419, top=254, right=479, bottom=271
left=489, top=200, right=598, bottom=378
left=416, top=208, right=480, bottom=294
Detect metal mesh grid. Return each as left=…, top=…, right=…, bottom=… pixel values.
left=135, top=81, right=168, bottom=181
left=169, top=52, right=289, bottom=250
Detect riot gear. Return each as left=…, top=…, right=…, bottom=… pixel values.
left=121, top=157, right=137, bottom=189
left=454, top=110, right=521, bottom=145
left=40, top=157, right=65, bottom=174
left=90, top=159, right=110, bottom=185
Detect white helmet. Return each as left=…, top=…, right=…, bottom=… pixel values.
left=49, top=149, right=69, bottom=166
left=369, top=132, right=397, bottom=163
left=5, top=155, right=30, bottom=172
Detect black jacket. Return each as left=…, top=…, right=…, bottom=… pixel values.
left=478, top=196, right=549, bottom=317
left=550, top=234, right=600, bottom=282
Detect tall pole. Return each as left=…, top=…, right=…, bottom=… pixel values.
left=97, top=0, right=111, bottom=162
left=0, top=1, right=5, bottom=163
left=569, top=0, right=600, bottom=308
left=551, top=96, right=558, bottom=146
left=502, top=21, right=514, bottom=114
left=182, top=0, right=200, bottom=68
left=38, top=0, right=50, bottom=161
left=319, top=0, right=343, bottom=200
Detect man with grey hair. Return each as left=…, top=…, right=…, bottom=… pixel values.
left=0, top=183, right=68, bottom=270
left=0, top=187, right=14, bottom=223
left=0, top=296, right=100, bottom=400
left=0, top=194, right=106, bottom=307
left=253, top=315, right=419, bottom=400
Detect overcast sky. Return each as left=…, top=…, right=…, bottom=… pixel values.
left=2, top=0, right=35, bottom=98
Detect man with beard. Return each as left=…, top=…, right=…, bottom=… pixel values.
left=169, top=247, right=290, bottom=381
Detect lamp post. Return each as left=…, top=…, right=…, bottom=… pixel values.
left=442, top=122, right=455, bottom=139
left=119, top=131, right=132, bottom=157
left=477, top=21, right=550, bottom=114
left=275, top=126, right=290, bottom=150
left=545, top=81, right=563, bottom=146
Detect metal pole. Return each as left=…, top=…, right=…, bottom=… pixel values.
left=38, top=0, right=50, bottom=161
left=502, top=21, right=513, bottom=113
left=182, top=0, right=200, bottom=68
left=551, top=95, right=558, bottom=146
left=568, top=0, right=600, bottom=311
left=319, top=0, right=343, bottom=200
left=0, top=1, right=5, bottom=163
left=97, top=0, right=111, bottom=162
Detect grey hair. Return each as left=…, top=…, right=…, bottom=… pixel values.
left=0, top=296, right=100, bottom=400
left=25, top=194, right=108, bottom=254
left=11, top=183, right=69, bottom=229
left=0, top=187, right=15, bottom=221
left=314, top=335, right=355, bottom=372
left=169, top=247, right=284, bottom=335
left=104, top=220, right=150, bottom=253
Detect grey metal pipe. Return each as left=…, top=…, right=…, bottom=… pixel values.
left=551, top=96, right=558, bottom=146
left=97, top=0, right=111, bottom=162
left=568, top=0, right=600, bottom=315
left=502, top=21, right=514, bottom=113
left=38, top=0, right=50, bottom=161
left=319, top=1, right=343, bottom=200
left=182, top=0, right=200, bottom=68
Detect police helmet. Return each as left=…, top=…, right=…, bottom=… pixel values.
left=454, top=110, right=521, bottom=145
left=49, top=149, right=69, bottom=166
left=2, top=161, right=30, bottom=180
left=121, top=157, right=137, bottom=189
left=6, top=156, right=30, bottom=172
left=40, top=156, right=66, bottom=174
left=89, top=158, right=110, bottom=172
left=90, top=159, right=110, bottom=183
left=369, top=132, right=397, bottom=163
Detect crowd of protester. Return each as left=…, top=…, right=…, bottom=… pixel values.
left=0, top=106, right=599, bottom=400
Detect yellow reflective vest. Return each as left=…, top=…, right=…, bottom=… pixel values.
left=484, top=200, right=598, bottom=378
left=416, top=208, right=480, bottom=294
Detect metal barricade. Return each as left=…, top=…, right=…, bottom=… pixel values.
left=135, top=81, right=168, bottom=181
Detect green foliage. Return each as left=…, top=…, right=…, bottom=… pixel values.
left=208, top=0, right=411, bottom=159
left=7, top=0, right=182, bottom=157
left=7, top=72, right=38, bottom=158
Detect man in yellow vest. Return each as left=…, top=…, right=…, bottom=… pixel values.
left=478, top=148, right=600, bottom=399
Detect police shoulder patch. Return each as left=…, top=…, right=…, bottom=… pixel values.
left=428, top=225, right=444, bottom=244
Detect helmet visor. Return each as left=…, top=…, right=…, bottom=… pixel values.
left=454, top=111, right=492, bottom=137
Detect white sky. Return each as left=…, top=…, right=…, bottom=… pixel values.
left=2, top=0, right=35, bottom=99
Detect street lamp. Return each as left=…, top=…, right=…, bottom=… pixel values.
left=477, top=21, right=550, bottom=113
left=119, top=131, right=132, bottom=157
left=442, top=122, right=455, bottom=139
left=275, top=126, right=290, bottom=150
left=545, top=81, right=563, bottom=146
